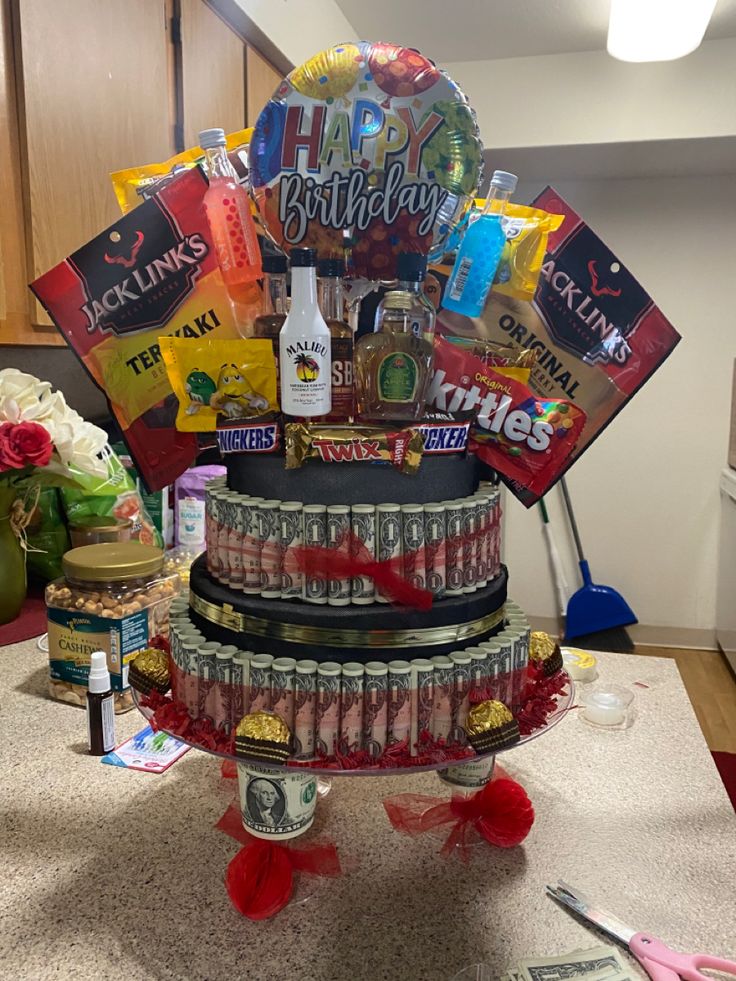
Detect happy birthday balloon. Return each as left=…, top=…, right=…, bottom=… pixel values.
left=250, top=41, right=483, bottom=281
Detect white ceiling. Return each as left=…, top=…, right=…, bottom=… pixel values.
left=334, top=0, right=736, bottom=62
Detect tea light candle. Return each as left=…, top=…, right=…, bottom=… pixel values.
left=581, top=685, right=634, bottom=728
left=562, top=647, right=598, bottom=683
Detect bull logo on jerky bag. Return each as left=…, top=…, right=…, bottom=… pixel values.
left=250, top=42, right=483, bottom=281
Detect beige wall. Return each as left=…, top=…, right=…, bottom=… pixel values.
left=503, top=174, right=736, bottom=638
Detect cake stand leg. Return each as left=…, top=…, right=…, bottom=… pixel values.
left=317, top=776, right=333, bottom=799
left=437, top=754, right=495, bottom=794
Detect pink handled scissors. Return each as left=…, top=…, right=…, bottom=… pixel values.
left=546, top=881, right=736, bottom=981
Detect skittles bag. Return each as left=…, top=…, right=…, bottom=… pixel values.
left=250, top=42, right=483, bottom=281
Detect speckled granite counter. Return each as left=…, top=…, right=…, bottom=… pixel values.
left=0, top=639, right=733, bottom=981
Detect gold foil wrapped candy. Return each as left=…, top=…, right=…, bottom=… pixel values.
left=464, top=700, right=520, bottom=754
left=529, top=631, right=563, bottom=676
left=128, top=647, right=171, bottom=695
left=235, top=711, right=292, bottom=765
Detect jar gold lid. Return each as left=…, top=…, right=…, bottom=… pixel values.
left=68, top=515, right=132, bottom=531
left=62, top=542, right=164, bottom=582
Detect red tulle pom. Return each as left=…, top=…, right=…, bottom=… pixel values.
left=473, top=778, right=535, bottom=848
left=225, top=838, right=294, bottom=920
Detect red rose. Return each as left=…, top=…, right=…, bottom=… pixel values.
left=0, top=421, right=53, bottom=471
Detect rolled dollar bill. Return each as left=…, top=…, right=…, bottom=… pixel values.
left=237, top=763, right=318, bottom=840
left=450, top=649, right=472, bottom=743
left=205, top=485, right=217, bottom=576
left=506, top=626, right=530, bottom=711
left=423, top=503, right=446, bottom=598
left=401, top=504, right=426, bottom=592
left=494, top=633, right=515, bottom=706
left=376, top=504, right=402, bottom=604
left=303, top=505, right=328, bottom=604
left=387, top=659, right=411, bottom=745
left=208, top=488, right=227, bottom=580
left=327, top=505, right=351, bottom=607
left=217, top=492, right=236, bottom=585
left=293, top=659, right=318, bottom=759
left=197, top=641, right=220, bottom=722
left=180, top=639, right=201, bottom=719
left=230, top=651, right=252, bottom=728
left=214, top=647, right=236, bottom=732
left=410, top=658, right=434, bottom=755
left=279, top=502, right=304, bottom=600
left=242, top=496, right=264, bottom=595
left=472, top=492, right=490, bottom=588
left=479, top=640, right=502, bottom=701
left=249, top=653, right=273, bottom=712
left=462, top=499, right=477, bottom=594
left=490, top=490, right=501, bottom=579
left=438, top=755, right=496, bottom=791
left=227, top=495, right=246, bottom=591
left=257, top=500, right=281, bottom=599
left=351, top=504, right=376, bottom=605
left=464, top=646, right=490, bottom=700
left=315, top=661, right=341, bottom=756
left=444, top=500, right=464, bottom=596
left=339, top=662, right=365, bottom=754
left=430, top=654, right=454, bottom=742
left=271, top=657, right=297, bottom=732
left=363, top=661, right=388, bottom=758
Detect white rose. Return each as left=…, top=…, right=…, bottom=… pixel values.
left=0, top=369, right=53, bottom=423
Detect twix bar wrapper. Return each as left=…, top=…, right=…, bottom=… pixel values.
left=285, top=424, right=424, bottom=475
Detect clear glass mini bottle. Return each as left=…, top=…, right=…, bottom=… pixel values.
left=317, top=257, right=353, bottom=422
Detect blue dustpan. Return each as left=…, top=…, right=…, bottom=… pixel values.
left=559, top=479, right=637, bottom=642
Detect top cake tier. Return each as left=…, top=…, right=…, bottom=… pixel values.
left=227, top=452, right=480, bottom=505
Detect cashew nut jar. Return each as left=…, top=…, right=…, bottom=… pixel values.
left=45, top=543, right=179, bottom=712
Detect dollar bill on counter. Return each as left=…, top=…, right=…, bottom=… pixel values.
left=504, top=946, right=632, bottom=981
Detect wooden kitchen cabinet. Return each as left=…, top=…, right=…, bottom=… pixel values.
left=246, top=43, right=282, bottom=125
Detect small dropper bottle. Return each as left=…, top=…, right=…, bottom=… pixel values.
left=87, top=650, right=115, bottom=756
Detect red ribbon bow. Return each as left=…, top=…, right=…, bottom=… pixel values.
left=216, top=802, right=341, bottom=920
left=383, top=776, right=534, bottom=860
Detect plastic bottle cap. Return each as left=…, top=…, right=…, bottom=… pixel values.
left=290, top=247, right=318, bottom=267
left=198, top=128, right=226, bottom=149
left=88, top=650, right=111, bottom=694
left=490, top=170, right=518, bottom=193
left=262, top=254, right=288, bottom=274
left=396, top=252, right=427, bottom=282
left=317, top=257, right=345, bottom=278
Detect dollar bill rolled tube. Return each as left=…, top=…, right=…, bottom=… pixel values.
left=464, top=646, right=490, bottom=701
left=315, top=661, right=341, bottom=756
left=227, top=494, right=245, bottom=590
left=327, top=504, right=351, bottom=607
left=242, top=496, right=264, bottom=595
left=230, top=651, right=252, bottom=728
left=376, top=504, right=402, bottom=604
left=293, top=659, right=318, bottom=759
left=462, top=499, right=478, bottom=594
left=210, top=488, right=228, bottom=581
left=444, top=500, right=464, bottom=596
left=430, top=654, right=454, bottom=742
left=479, top=640, right=502, bottom=701
left=257, top=499, right=281, bottom=599
left=363, top=661, right=388, bottom=758
left=303, top=505, right=328, bottom=604
left=180, top=639, right=201, bottom=718
left=215, top=647, right=236, bottom=731
left=438, top=755, right=496, bottom=791
left=494, top=632, right=515, bottom=706
left=424, top=503, right=446, bottom=598
left=473, top=492, right=489, bottom=588
left=249, top=653, right=273, bottom=712
left=450, top=649, right=472, bottom=743
left=237, top=762, right=318, bottom=841
left=490, top=490, right=502, bottom=579
left=410, top=658, right=434, bottom=756
left=271, top=656, right=297, bottom=733
left=506, top=626, right=530, bottom=711
left=204, top=483, right=217, bottom=575
left=400, top=504, right=426, bottom=592
left=279, top=502, right=304, bottom=600
left=339, top=662, right=365, bottom=754
left=217, top=494, right=236, bottom=585
left=350, top=504, right=376, bottom=605
left=197, top=641, right=220, bottom=721
left=387, top=659, right=411, bottom=746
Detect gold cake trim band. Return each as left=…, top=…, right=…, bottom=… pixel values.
left=190, top=591, right=505, bottom=648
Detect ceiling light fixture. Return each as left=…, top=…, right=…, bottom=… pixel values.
left=607, top=0, right=718, bottom=62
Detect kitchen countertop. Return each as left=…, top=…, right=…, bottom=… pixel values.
left=0, top=639, right=733, bottom=981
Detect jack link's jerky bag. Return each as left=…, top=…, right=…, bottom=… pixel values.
left=431, top=187, right=681, bottom=504
left=30, top=167, right=251, bottom=491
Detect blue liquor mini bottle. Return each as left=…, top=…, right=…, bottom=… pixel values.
left=443, top=170, right=518, bottom=318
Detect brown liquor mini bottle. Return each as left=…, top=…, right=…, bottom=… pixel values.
left=87, top=650, right=115, bottom=756
left=252, top=253, right=288, bottom=381
left=317, top=257, right=353, bottom=422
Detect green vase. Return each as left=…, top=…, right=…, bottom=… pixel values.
left=0, top=484, right=28, bottom=626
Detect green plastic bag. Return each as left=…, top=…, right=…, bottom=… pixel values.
left=25, top=486, right=70, bottom=582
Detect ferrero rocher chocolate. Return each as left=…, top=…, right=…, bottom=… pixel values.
left=284, top=423, right=424, bottom=474
left=530, top=631, right=563, bottom=676
left=464, top=699, right=520, bottom=753
left=235, top=710, right=292, bottom=764
left=128, top=647, right=170, bottom=695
